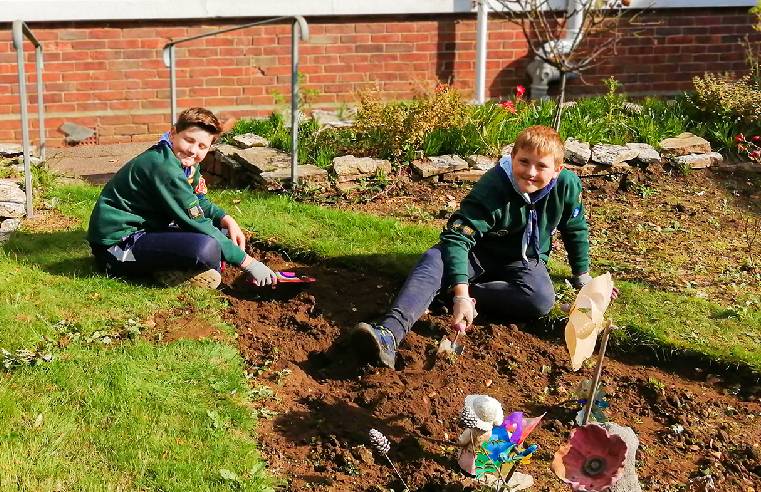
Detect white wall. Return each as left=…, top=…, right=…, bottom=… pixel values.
left=0, top=0, right=756, bottom=23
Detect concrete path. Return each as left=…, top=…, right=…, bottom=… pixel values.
left=46, top=142, right=151, bottom=184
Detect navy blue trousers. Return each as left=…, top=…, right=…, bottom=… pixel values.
left=91, top=230, right=222, bottom=277
left=380, top=245, right=555, bottom=343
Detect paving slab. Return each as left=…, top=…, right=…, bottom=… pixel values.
left=46, top=142, right=152, bottom=184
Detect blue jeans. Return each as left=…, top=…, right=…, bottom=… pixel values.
left=91, top=230, right=222, bottom=277
left=380, top=245, right=555, bottom=343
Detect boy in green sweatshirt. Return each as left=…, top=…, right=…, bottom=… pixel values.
left=352, top=125, right=607, bottom=368
left=88, top=107, right=277, bottom=289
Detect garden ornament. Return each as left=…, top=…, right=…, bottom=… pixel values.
left=551, top=424, right=628, bottom=491
left=456, top=397, right=541, bottom=491
left=368, top=428, right=409, bottom=491
left=564, top=272, right=614, bottom=371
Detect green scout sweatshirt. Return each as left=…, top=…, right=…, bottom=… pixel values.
left=87, top=143, right=246, bottom=265
left=440, top=167, right=589, bottom=287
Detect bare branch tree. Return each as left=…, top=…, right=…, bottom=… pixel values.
left=490, top=0, right=650, bottom=128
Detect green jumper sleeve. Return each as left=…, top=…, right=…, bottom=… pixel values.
left=191, top=166, right=227, bottom=226
left=557, top=172, right=590, bottom=275
left=439, top=170, right=505, bottom=287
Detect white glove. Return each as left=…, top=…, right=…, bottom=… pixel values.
left=570, top=272, right=593, bottom=290
left=452, top=295, right=478, bottom=330
left=243, top=260, right=277, bottom=286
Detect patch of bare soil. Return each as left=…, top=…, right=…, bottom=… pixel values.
left=21, top=207, right=80, bottom=233
left=144, top=306, right=225, bottom=343
left=320, top=165, right=761, bottom=306
left=221, top=248, right=761, bottom=491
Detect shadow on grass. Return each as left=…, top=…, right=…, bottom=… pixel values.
left=2, top=230, right=100, bottom=278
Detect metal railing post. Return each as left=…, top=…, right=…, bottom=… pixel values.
left=290, top=20, right=300, bottom=187
left=12, top=21, right=34, bottom=217
left=35, top=44, right=45, bottom=161
left=162, top=16, right=309, bottom=186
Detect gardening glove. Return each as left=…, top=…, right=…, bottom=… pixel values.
left=243, top=260, right=278, bottom=286
left=452, top=295, right=478, bottom=330
left=569, top=272, right=593, bottom=290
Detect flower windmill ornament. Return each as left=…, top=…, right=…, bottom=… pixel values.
left=456, top=396, right=541, bottom=491
left=564, top=273, right=618, bottom=426
left=551, top=424, right=628, bottom=491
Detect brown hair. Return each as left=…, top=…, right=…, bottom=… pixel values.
left=511, top=125, right=565, bottom=168
left=174, top=107, right=223, bottom=141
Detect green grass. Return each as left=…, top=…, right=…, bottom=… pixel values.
left=0, top=184, right=274, bottom=491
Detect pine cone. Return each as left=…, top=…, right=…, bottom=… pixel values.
left=369, top=428, right=390, bottom=455
left=460, top=406, right=480, bottom=428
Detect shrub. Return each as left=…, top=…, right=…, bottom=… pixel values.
left=353, top=85, right=469, bottom=160
left=692, top=73, right=761, bottom=126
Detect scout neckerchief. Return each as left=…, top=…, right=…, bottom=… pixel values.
left=498, top=155, right=557, bottom=266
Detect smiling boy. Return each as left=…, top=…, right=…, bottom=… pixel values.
left=88, top=107, right=277, bottom=288
left=352, top=125, right=593, bottom=368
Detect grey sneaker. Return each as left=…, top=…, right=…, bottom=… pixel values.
left=352, top=322, right=397, bottom=369
left=154, top=268, right=222, bottom=289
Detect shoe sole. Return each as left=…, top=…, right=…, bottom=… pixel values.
left=352, top=323, right=395, bottom=369
left=155, top=269, right=222, bottom=289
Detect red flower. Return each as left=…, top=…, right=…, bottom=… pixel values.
left=552, top=424, right=628, bottom=492
left=516, top=85, right=526, bottom=98
left=500, top=100, right=516, bottom=113
left=752, top=135, right=761, bottom=143
left=738, top=144, right=747, bottom=152
left=749, top=150, right=761, bottom=160
left=735, top=133, right=746, bottom=143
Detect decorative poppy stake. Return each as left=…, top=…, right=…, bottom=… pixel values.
left=369, top=428, right=409, bottom=491
left=551, top=424, right=628, bottom=491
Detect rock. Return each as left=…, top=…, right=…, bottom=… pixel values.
left=15, top=155, right=43, bottom=166
left=603, top=422, right=642, bottom=492
left=0, top=143, right=22, bottom=157
left=312, top=109, right=355, bottom=128
left=350, top=445, right=374, bottom=465
left=332, top=155, right=392, bottom=182
left=217, top=144, right=291, bottom=174
left=441, top=169, right=487, bottom=183
left=260, top=164, right=328, bottom=186
left=232, top=133, right=269, bottom=149
left=591, top=144, right=638, bottom=166
left=411, top=155, right=468, bottom=178
left=625, top=143, right=661, bottom=165
left=0, top=180, right=25, bottom=203
left=672, top=152, right=723, bottom=170
left=0, top=201, right=25, bottom=218
left=500, top=144, right=514, bottom=157
left=0, top=218, right=20, bottom=233
left=565, top=138, right=592, bottom=165
left=659, top=132, right=711, bottom=157
left=59, top=122, right=95, bottom=144
left=465, top=154, right=497, bottom=171
left=334, top=181, right=360, bottom=193
left=716, top=161, right=761, bottom=173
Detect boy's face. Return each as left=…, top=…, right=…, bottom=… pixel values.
left=511, top=147, right=562, bottom=194
left=169, top=126, right=214, bottom=168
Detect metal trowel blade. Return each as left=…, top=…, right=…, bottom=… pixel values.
left=437, top=335, right=464, bottom=356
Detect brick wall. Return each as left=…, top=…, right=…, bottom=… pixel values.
left=0, top=7, right=758, bottom=146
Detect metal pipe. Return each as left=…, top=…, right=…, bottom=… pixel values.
left=35, top=44, right=45, bottom=161
left=162, top=16, right=310, bottom=183
left=12, top=20, right=34, bottom=218
left=474, top=0, right=488, bottom=104
left=290, top=19, right=300, bottom=187
left=168, top=45, right=177, bottom=124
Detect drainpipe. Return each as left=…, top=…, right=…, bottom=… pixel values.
left=474, top=0, right=488, bottom=104
left=526, top=0, right=585, bottom=99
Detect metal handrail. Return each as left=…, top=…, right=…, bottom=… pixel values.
left=12, top=20, right=46, bottom=218
left=162, top=16, right=309, bottom=186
